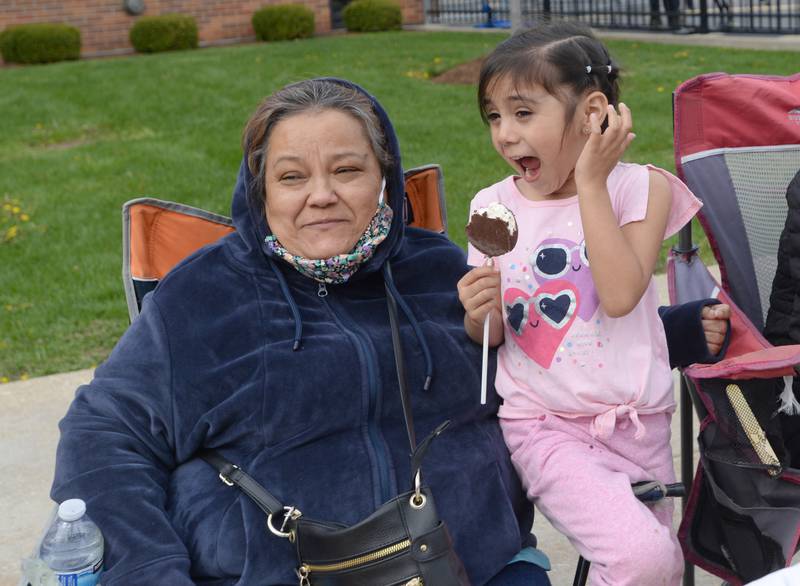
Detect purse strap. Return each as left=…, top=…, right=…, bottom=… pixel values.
left=200, top=449, right=283, bottom=515
left=384, top=262, right=416, bottom=451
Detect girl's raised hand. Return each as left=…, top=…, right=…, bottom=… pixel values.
left=575, top=102, right=636, bottom=191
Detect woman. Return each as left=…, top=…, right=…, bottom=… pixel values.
left=52, top=78, right=727, bottom=585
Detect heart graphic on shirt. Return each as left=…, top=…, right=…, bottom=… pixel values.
left=505, top=296, right=529, bottom=335
left=503, top=281, right=579, bottom=368
left=535, top=290, right=576, bottom=329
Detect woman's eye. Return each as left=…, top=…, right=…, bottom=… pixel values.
left=335, top=167, right=358, bottom=175
left=279, top=173, right=303, bottom=182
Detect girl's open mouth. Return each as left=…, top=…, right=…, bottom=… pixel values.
left=517, top=156, right=541, bottom=182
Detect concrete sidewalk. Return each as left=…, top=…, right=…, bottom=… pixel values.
left=1, top=369, right=93, bottom=586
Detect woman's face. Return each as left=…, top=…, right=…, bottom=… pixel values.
left=264, top=109, right=384, bottom=260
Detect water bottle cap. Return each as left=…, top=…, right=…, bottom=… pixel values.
left=58, top=499, right=86, bottom=522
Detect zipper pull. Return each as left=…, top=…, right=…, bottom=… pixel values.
left=405, top=578, right=423, bottom=586
left=317, top=283, right=328, bottom=298
left=297, top=565, right=311, bottom=586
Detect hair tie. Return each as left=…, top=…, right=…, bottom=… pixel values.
left=585, top=64, right=613, bottom=75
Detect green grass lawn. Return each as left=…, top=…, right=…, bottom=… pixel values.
left=1, top=30, right=797, bottom=381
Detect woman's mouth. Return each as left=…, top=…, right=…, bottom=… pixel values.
left=516, top=156, right=541, bottom=182
left=305, top=219, right=346, bottom=230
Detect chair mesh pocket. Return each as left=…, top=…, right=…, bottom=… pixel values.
left=697, top=378, right=787, bottom=473
left=692, top=429, right=796, bottom=583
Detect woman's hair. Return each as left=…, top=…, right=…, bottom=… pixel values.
left=243, top=79, right=392, bottom=205
left=478, top=22, right=621, bottom=131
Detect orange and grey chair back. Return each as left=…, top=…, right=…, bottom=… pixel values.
left=123, top=165, right=447, bottom=321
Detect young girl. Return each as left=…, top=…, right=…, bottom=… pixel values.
left=458, top=22, right=701, bottom=585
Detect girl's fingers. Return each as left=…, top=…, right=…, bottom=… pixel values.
left=461, top=288, right=496, bottom=312
left=589, top=112, right=602, bottom=134
left=622, top=132, right=636, bottom=152
left=619, top=102, right=633, bottom=133
left=465, top=290, right=502, bottom=322
left=459, top=265, right=498, bottom=286
left=606, top=104, right=620, bottom=130
left=459, top=276, right=501, bottom=308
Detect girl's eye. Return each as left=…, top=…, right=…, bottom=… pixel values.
left=515, top=110, right=532, bottom=119
left=486, top=112, right=500, bottom=122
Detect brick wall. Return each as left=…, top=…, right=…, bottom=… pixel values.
left=0, top=0, right=425, bottom=58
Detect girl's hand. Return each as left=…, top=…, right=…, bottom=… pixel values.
left=458, top=265, right=502, bottom=328
left=458, top=264, right=505, bottom=346
left=701, top=303, right=731, bottom=356
left=575, top=102, right=636, bottom=192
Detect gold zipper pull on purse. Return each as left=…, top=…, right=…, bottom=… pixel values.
left=296, top=564, right=310, bottom=586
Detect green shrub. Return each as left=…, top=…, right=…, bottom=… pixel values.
left=343, top=0, right=402, bottom=32
left=252, top=4, right=315, bottom=41
left=129, top=14, right=198, bottom=53
left=0, top=23, right=81, bottom=64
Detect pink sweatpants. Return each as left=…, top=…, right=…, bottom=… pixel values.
left=501, top=412, right=683, bottom=586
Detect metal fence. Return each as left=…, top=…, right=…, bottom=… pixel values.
left=425, top=0, right=800, bottom=33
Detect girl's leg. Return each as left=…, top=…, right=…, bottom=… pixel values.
left=602, top=412, right=680, bottom=543
left=502, top=414, right=683, bottom=586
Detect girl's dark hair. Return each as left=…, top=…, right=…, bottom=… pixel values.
left=478, top=22, right=621, bottom=131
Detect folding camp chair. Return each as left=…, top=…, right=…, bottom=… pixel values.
left=122, top=164, right=447, bottom=321
left=670, top=72, right=800, bottom=585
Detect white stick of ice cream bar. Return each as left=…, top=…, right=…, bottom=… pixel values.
left=465, top=202, right=519, bottom=405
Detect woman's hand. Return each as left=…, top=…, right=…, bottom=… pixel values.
left=701, top=303, right=730, bottom=356
left=575, top=102, right=636, bottom=192
left=457, top=265, right=504, bottom=346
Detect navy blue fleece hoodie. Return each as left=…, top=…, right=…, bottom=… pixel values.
left=51, top=81, right=533, bottom=585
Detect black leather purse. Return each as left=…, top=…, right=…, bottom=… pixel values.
left=201, top=275, right=471, bottom=586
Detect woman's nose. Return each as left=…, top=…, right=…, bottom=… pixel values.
left=307, top=177, right=338, bottom=206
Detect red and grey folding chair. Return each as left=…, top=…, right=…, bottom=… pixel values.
left=670, top=72, right=800, bottom=585
left=122, top=165, right=447, bottom=321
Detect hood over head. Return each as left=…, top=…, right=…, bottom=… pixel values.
left=230, top=78, right=406, bottom=280
left=226, top=78, right=433, bottom=390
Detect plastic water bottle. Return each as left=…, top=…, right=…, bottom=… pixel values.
left=39, top=499, right=104, bottom=586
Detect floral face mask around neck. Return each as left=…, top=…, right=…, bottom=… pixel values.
left=264, top=178, right=393, bottom=285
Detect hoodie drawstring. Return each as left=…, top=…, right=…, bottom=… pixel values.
left=268, top=259, right=303, bottom=351
left=383, top=263, right=434, bottom=392
left=266, top=257, right=433, bottom=391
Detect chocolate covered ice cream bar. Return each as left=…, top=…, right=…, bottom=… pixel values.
left=465, top=202, right=518, bottom=257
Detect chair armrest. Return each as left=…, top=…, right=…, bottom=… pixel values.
left=685, top=344, right=800, bottom=380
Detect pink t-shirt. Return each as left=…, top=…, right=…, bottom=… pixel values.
left=467, top=163, right=701, bottom=439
